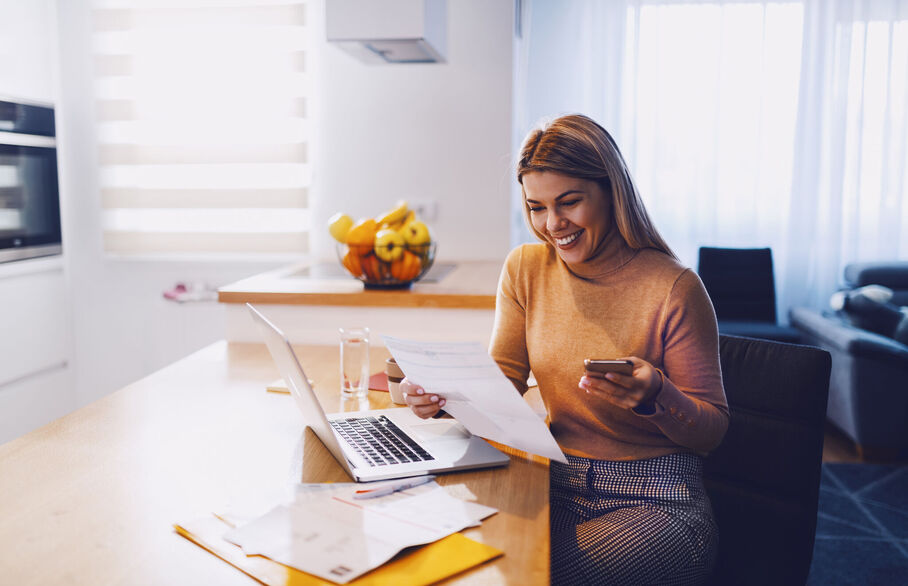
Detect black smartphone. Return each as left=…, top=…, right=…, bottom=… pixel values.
left=584, top=359, right=634, bottom=376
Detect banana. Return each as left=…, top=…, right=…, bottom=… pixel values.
left=394, top=210, right=416, bottom=233
left=376, top=200, right=409, bottom=227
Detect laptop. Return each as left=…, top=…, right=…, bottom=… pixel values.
left=247, top=303, right=510, bottom=482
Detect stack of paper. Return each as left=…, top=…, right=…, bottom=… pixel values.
left=175, top=481, right=500, bottom=585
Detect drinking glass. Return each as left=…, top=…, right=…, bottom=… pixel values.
left=339, top=327, right=370, bottom=398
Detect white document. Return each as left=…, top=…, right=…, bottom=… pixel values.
left=382, top=336, right=567, bottom=464
left=223, top=481, right=496, bottom=584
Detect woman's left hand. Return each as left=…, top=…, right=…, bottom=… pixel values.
left=579, top=356, right=662, bottom=411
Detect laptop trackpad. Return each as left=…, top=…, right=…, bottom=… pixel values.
left=410, top=420, right=472, bottom=442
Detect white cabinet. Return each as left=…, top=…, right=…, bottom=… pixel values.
left=0, top=0, right=68, bottom=445
left=0, top=364, right=71, bottom=444
left=0, top=259, right=68, bottom=387
left=0, top=257, right=72, bottom=444
left=0, top=0, right=57, bottom=104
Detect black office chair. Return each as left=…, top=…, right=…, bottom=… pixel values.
left=697, top=247, right=801, bottom=343
left=703, top=335, right=831, bottom=585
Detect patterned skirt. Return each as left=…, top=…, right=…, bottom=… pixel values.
left=550, top=452, right=717, bottom=585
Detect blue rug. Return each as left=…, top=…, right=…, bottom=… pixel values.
left=807, top=463, right=908, bottom=584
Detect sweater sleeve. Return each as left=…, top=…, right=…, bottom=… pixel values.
left=489, top=248, right=531, bottom=395
left=635, top=269, right=730, bottom=453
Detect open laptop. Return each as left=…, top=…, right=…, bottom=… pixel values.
left=247, top=303, right=510, bottom=482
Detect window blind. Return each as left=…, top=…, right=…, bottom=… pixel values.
left=91, top=0, right=310, bottom=257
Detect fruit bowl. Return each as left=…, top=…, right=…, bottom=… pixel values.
left=336, top=241, right=436, bottom=289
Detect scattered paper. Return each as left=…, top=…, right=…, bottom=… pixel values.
left=175, top=514, right=503, bottom=586
left=382, top=336, right=567, bottom=463
left=223, top=481, right=496, bottom=584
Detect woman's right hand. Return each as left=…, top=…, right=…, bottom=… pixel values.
left=401, top=377, right=446, bottom=419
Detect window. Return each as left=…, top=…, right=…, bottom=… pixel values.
left=838, top=17, right=908, bottom=260
left=91, top=0, right=310, bottom=258
left=626, top=1, right=804, bottom=264
left=515, top=0, right=908, bottom=312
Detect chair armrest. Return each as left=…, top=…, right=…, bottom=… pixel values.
left=789, top=307, right=908, bottom=362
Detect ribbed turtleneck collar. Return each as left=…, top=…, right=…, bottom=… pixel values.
left=560, top=224, right=638, bottom=280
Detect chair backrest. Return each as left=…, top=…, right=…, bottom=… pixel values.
left=703, top=335, right=831, bottom=586
left=697, top=247, right=778, bottom=323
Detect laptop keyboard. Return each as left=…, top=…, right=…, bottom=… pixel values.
left=331, top=415, right=436, bottom=468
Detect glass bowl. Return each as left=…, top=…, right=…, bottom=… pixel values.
left=336, top=241, right=436, bottom=289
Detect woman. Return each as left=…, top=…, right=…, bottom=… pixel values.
left=404, top=114, right=729, bottom=585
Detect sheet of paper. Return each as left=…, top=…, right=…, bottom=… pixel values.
left=382, top=336, right=567, bottom=463
left=293, top=482, right=496, bottom=527
left=223, top=482, right=497, bottom=584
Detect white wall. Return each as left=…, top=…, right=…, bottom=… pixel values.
left=309, top=0, right=515, bottom=262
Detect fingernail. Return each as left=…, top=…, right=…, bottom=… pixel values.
left=430, top=395, right=439, bottom=403
left=579, top=378, right=590, bottom=388
left=439, top=399, right=446, bottom=407
left=416, top=388, right=424, bottom=395
left=604, top=373, right=615, bottom=381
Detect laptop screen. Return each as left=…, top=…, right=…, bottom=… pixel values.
left=246, top=303, right=355, bottom=477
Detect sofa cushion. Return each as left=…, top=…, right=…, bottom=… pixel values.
left=844, top=261, right=908, bottom=290
left=789, top=307, right=908, bottom=362
left=830, top=285, right=907, bottom=341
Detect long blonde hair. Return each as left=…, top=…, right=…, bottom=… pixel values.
left=517, top=114, right=677, bottom=260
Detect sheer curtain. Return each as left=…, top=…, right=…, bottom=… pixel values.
left=514, top=0, right=908, bottom=317
left=783, top=0, right=908, bottom=311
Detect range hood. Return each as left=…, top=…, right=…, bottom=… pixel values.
left=326, top=0, right=447, bottom=64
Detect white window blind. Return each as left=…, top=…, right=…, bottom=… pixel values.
left=91, top=0, right=310, bottom=258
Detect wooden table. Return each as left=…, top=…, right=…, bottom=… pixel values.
left=0, top=342, right=549, bottom=585
left=217, top=261, right=503, bottom=345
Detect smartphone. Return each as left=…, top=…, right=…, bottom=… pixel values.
left=584, top=359, right=634, bottom=376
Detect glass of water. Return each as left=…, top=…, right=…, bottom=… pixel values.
left=339, top=327, right=370, bottom=399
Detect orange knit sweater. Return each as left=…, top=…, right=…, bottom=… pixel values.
left=490, top=243, right=729, bottom=461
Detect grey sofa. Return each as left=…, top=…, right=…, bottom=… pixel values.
left=789, top=262, right=908, bottom=457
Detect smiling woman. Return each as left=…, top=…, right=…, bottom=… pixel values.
left=501, top=114, right=728, bottom=585
left=399, top=114, right=729, bottom=584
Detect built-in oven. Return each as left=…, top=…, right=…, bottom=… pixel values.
left=0, top=98, right=61, bottom=264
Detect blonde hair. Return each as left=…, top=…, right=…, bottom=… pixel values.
left=517, top=114, right=676, bottom=259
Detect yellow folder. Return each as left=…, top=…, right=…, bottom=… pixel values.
left=174, top=515, right=502, bottom=586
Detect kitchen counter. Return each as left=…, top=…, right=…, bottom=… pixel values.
left=218, top=259, right=503, bottom=345
left=218, top=259, right=500, bottom=309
